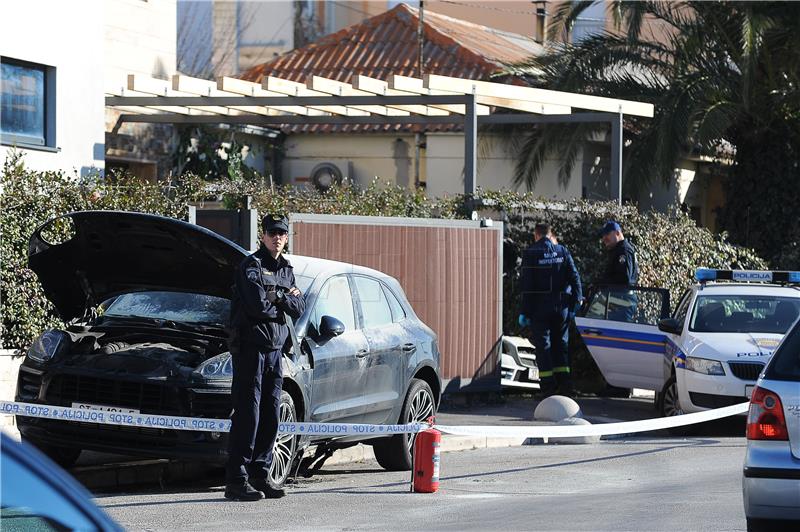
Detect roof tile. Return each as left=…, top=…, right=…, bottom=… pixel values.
left=239, top=4, right=541, bottom=133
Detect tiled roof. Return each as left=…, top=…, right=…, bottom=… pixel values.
left=239, top=3, right=542, bottom=133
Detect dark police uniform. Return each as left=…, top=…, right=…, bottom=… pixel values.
left=225, top=219, right=304, bottom=496
left=602, top=239, right=638, bottom=286
left=601, top=239, right=638, bottom=322
left=520, top=237, right=582, bottom=395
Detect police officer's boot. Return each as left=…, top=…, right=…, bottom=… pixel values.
left=224, top=481, right=265, bottom=501
left=556, top=373, right=577, bottom=400
left=534, top=379, right=557, bottom=401
left=250, top=477, right=286, bottom=499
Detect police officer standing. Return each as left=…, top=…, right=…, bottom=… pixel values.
left=225, top=214, right=305, bottom=501
left=599, top=221, right=638, bottom=286
left=519, top=223, right=583, bottom=399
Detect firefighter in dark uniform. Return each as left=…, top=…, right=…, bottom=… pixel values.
left=599, top=220, right=638, bottom=286
left=224, top=214, right=305, bottom=501
left=518, top=223, right=583, bottom=399
left=599, top=221, right=638, bottom=322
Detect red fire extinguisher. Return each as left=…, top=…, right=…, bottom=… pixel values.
left=412, top=420, right=441, bottom=493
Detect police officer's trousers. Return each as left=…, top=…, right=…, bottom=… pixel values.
left=529, top=308, right=571, bottom=390
left=226, top=345, right=283, bottom=485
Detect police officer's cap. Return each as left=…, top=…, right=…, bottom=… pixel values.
left=263, top=214, right=289, bottom=233
left=599, top=220, right=622, bottom=237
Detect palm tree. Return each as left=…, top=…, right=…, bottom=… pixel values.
left=504, top=0, right=800, bottom=266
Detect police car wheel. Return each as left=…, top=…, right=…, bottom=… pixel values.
left=659, top=376, right=684, bottom=418
left=268, top=391, right=297, bottom=489
left=373, top=379, right=435, bottom=472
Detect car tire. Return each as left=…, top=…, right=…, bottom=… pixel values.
left=268, top=390, right=297, bottom=489
left=659, top=376, right=696, bottom=436
left=373, top=379, right=436, bottom=472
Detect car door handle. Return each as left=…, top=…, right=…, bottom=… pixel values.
left=401, top=343, right=417, bottom=353
left=356, top=349, right=369, bottom=358
left=582, top=328, right=604, bottom=336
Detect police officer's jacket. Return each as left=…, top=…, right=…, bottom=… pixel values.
left=602, top=239, right=639, bottom=286
left=229, top=247, right=305, bottom=350
left=520, top=238, right=582, bottom=316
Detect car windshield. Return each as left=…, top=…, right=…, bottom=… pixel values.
left=103, top=291, right=230, bottom=325
left=689, top=295, right=800, bottom=334
left=295, top=274, right=313, bottom=294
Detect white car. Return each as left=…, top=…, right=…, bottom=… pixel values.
left=576, top=269, right=800, bottom=417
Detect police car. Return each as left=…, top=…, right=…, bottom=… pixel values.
left=575, top=269, right=800, bottom=418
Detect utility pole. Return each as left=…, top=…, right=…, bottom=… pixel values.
left=417, top=0, right=425, bottom=76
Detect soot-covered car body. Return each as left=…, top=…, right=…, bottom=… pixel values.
left=16, top=211, right=440, bottom=481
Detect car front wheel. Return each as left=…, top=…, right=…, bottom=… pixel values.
left=373, top=378, right=435, bottom=472
left=268, top=390, right=297, bottom=488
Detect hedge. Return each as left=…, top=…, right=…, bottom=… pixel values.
left=1, top=154, right=767, bottom=358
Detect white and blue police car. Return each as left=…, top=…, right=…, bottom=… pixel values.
left=575, top=269, right=800, bottom=418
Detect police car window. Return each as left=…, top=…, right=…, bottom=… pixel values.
left=673, top=290, right=692, bottom=324
left=353, top=276, right=392, bottom=329
left=689, top=295, right=800, bottom=334
left=384, top=285, right=406, bottom=322
left=103, top=291, right=229, bottom=325
left=312, top=276, right=355, bottom=332
left=605, top=288, right=664, bottom=325
left=584, top=290, right=609, bottom=319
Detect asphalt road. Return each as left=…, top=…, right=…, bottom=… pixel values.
left=96, top=435, right=749, bottom=532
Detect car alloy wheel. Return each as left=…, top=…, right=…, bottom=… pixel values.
left=373, top=378, right=436, bottom=471
left=405, top=384, right=435, bottom=455
left=268, top=391, right=297, bottom=488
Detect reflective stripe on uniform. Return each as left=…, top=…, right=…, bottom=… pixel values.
left=553, top=366, right=571, bottom=374
left=539, top=370, right=554, bottom=378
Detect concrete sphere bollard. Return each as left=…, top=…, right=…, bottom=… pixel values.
left=533, top=395, right=581, bottom=422
left=550, top=417, right=601, bottom=445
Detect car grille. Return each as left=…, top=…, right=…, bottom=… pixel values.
left=728, top=362, right=765, bottom=381
left=17, top=370, right=43, bottom=400
left=189, top=391, right=232, bottom=419
left=46, top=374, right=176, bottom=413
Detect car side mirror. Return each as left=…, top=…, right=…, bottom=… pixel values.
left=658, top=318, right=682, bottom=335
left=319, top=315, right=345, bottom=338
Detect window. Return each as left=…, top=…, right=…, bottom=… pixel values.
left=689, top=295, right=799, bottom=334
left=673, top=290, right=693, bottom=324
left=353, top=276, right=392, bottom=329
left=384, top=286, right=406, bottom=323
left=583, top=287, right=668, bottom=326
left=311, top=276, right=355, bottom=333
left=103, top=291, right=230, bottom=325
left=766, top=320, right=800, bottom=381
left=0, top=58, right=54, bottom=148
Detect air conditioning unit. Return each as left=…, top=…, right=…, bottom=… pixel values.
left=285, top=158, right=354, bottom=191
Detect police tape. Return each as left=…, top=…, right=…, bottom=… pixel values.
left=0, top=400, right=749, bottom=440
left=0, top=401, right=427, bottom=436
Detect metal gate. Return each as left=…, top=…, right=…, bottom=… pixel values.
left=289, top=214, right=503, bottom=392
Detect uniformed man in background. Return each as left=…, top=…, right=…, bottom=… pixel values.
left=225, top=214, right=305, bottom=501
left=519, top=223, right=583, bottom=399
left=599, top=221, right=638, bottom=286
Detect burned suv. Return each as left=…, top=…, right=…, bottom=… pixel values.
left=17, top=211, right=440, bottom=486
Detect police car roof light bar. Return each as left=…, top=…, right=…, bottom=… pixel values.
left=695, top=268, right=800, bottom=284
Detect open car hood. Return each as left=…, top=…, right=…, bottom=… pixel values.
left=28, top=211, right=248, bottom=321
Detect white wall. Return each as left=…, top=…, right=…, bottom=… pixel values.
left=283, top=132, right=584, bottom=200
left=425, top=133, right=584, bottom=199
left=1, top=0, right=105, bottom=175
left=105, top=0, right=177, bottom=89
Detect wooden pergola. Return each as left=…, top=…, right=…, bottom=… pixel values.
left=106, top=73, right=654, bottom=203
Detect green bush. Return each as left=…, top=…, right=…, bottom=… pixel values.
left=0, top=153, right=203, bottom=350
left=1, top=155, right=767, bottom=361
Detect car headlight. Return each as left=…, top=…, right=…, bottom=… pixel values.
left=194, top=352, right=233, bottom=381
left=685, top=356, right=725, bottom=376
left=27, top=330, right=68, bottom=363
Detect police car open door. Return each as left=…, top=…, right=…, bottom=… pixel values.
left=575, top=286, right=671, bottom=390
